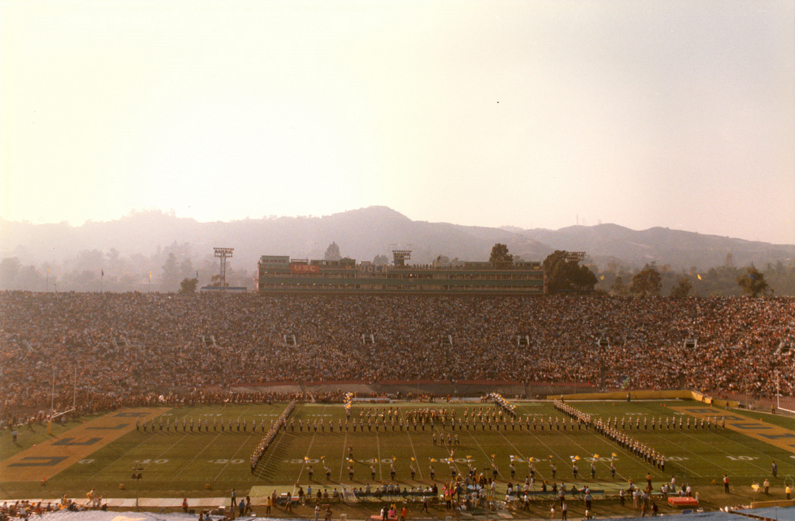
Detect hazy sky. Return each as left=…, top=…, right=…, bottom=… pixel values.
left=2, top=0, right=794, bottom=244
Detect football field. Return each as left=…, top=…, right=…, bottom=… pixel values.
left=2, top=400, right=795, bottom=502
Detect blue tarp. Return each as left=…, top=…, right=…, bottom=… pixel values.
left=736, top=506, right=795, bottom=521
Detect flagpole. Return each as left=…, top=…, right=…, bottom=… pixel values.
left=73, top=366, right=77, bottom=411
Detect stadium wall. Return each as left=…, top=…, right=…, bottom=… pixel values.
left=551, top=389, right=740, bottom=407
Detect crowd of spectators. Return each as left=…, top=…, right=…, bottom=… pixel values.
left=1, top=291, right=793, bottom=422
left=0, top=493, right=105, bottom=519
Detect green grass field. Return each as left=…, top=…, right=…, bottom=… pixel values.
left=2, top=399, right=795, bottom=507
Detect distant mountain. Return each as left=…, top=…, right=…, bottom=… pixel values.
left=1, top=206, right=793, bottom=273
left=515, top=223, right=795, bottom=270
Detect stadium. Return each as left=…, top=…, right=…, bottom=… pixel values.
left=256, top=250, right=545, bottom=295
left=2, top=264, right=795, bottom=521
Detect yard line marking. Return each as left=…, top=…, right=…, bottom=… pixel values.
left=432, top=426, right=461, bottom=479
left=404, top=422, right=424, bottom=481
left=676, top=431, right=763, bottom=475
left=84, top=409, right=186, bottom=482
left=143, top=434, right=189, bottom=480
left=637, top=433, right=710, bottom=478
left=171, top=431, right=224, bottom=480
left=213, top=406, right=255, bottom=481
left=171, top=408, right=233, bottom=479
left=87, top=430, right=156, bottom=481
left=296, top=404, right=326, bottom=485
left=376, top=427, right=383, bottom=482
left=463, top=426, right=493, bottom=479
left=514, top=420, right=571, bottom=479
left=495, top=427, right=536, bottom=482
left=708, top=428, right=795, bottom=475
left=339, top=431, right=348, bottom=482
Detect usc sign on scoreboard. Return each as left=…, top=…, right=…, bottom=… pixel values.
left=289, top=264, right=320, bottom=274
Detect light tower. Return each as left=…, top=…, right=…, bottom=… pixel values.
left=214, top=247, right=234, bottom=289
left=390, top=244, right=413, bottom=267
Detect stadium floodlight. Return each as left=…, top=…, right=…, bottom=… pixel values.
left=214, top=247, right=234, bottom=289
left=566, top=252, right=586, bottom=263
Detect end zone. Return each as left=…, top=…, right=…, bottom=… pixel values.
left=0, top=408, right=169, bottom=482
left=671, top=406, right=795, bottom=453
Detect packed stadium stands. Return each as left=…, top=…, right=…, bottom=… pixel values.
left=1, top=292, right=793, bottom=422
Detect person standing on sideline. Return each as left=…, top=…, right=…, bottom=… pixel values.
left=723, top=475, right=729, bottom=494
left=421, top=496, right=430, bottom=513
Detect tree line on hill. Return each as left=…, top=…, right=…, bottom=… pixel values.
left=492, top=244, right=784, bottom=297
left=0, top=241, right=253, bottom=294
left=592, top=253, right=791, bottom=297
left=1, top=241, right=793, bottom=296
